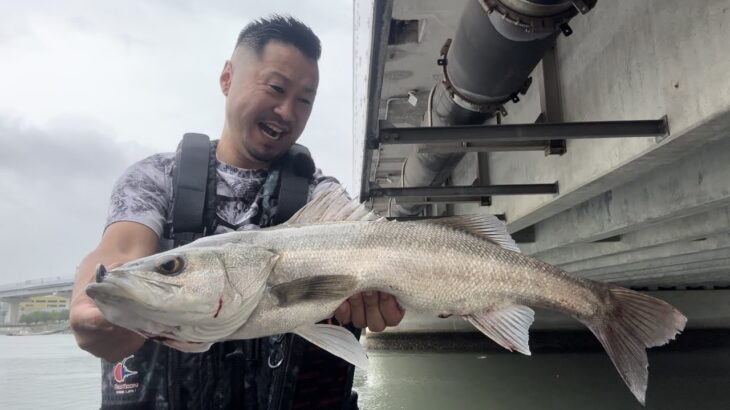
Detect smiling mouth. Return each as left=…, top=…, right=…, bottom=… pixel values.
left=259, top=122, right=287, bottom=140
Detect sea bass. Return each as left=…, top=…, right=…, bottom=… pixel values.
left=86, top=186, right=686, bottom=405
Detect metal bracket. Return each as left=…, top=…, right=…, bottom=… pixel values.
left=437, top=38, right=508, bottom=116
left=479, top=0, right=597, bottom=34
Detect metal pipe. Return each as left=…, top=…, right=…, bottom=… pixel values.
left=394, top=0, right=597, bottom=216
left=447, top=2, right=558, bottom=105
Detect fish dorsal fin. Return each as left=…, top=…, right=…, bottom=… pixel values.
left=271, top=275, right=358, bottom=306
left=285, top=183, right=383, bottom=224
left=427, top=214, right=521, bottom=253
left=465, top=304, right=535, bottom=355
left=294, top=324, right=369, bottom=369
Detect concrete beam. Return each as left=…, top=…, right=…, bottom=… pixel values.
left=579, top=247, right=730, bottom=282
left=519, top=135, right=730, bottom=256
left=595, top=262, right=730, bottom=285
left=620, top=270, right=730, bottom=289
left=561, top=232, right=730, bottom=274
left=533, top=206, right=730, bottom=265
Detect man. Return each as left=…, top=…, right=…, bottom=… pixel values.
left=70, top=15, right=404, bottom=409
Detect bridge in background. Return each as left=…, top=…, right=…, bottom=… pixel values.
left=0, top=276, right=74, bottom=324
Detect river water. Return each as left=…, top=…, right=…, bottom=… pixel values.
left=1, top=333, right=729, bottom=409
left=0, top=334, right=100, bottom=409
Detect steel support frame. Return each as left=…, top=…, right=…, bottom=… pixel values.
left=376, top=117, right=668, bottom=145
left=369, top=183, right=559, bottom=199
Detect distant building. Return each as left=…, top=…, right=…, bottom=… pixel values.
left=19, top=295, right=69, bottom=313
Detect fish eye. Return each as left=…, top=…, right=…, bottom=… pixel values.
left=155, top=256, right=185, bottom=276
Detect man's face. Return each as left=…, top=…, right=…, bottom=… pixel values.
left=220, top=41, right=319, bottom=167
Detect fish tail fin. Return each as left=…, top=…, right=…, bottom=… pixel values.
left=582, top=286, right=687, bottom=405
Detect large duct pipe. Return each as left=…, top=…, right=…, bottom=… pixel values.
left=395, top=0, right=596, bottom=216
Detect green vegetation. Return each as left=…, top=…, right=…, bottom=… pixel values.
left=19, top=309, right=69, bottom=324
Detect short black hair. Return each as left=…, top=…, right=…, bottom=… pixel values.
left=235, top=15, right=321, bottom=61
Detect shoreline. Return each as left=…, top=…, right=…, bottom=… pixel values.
left=0, top=321, right=70, bottom=336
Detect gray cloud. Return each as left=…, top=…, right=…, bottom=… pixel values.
left=0, top=116, right=154, bottom=284
left=0, top=0, right=355, bottom=285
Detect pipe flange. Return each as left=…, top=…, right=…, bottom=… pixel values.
left=438, top=39, right=508, bottom=116
left=479, top=0, right=597, bottom=33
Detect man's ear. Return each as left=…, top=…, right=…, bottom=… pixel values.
left=220, top=60, right=232, bottom=96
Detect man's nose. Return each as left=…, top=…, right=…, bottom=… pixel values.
left=273, top=98, right=296, bottom=123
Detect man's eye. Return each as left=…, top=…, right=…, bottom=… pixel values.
left=269, top=85, right=285, bottom=94
left=299, top=98, right=312, bottom=106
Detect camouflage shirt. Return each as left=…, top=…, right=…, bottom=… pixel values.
left=106, top=151, right=340, bottom=246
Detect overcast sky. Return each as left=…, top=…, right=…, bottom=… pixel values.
left=0, top=0, right=354, bottom=285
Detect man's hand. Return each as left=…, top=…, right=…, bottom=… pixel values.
left=70, top=296, right=146, bottom=362
left=334, top=292, right=405, bottom=332
left=70, top=222, right=158, bottom=362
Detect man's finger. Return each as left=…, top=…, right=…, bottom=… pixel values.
left=348, top=294, right=366, bottom=328
left=334, top=301, right=351, bottom=324
left=363, top=292, right=386, bottom=332
left=379, top=293, right=405, bottom=327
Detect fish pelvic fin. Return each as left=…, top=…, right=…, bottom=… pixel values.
left=162, top=339, right=214, bottom=353
left=465, top=304, right=535, bottom=356
left=582, top=286, right=687, bottom=405
left=285, top=183, right=383, bottom=224
left=426, top=214, right=521, bottom=253
left=294, top=324, right=369, bottom=369
left=271, top=275, right=358, bottom=306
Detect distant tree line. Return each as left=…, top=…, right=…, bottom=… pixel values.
left=19, top=309, right=69, bottom=324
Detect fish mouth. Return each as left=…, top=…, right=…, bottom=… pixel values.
left=88, top=271, right=248, bottom=344
left=86, top=282, right=180, bottom=339
left=87, top=273, right=216, bottom=323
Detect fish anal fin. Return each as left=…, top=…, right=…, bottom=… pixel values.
left=465, top=304, right=534, bottom=356
left=271, top=275, right=358, bottom=306
left=427, top=215, right=521, bottom=253
left=294, top=324, right=369, bottom=369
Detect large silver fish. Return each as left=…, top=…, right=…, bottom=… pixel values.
left=86, top=186, right=686, bottom=405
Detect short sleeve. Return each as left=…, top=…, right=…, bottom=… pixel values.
left=106, top=153, right=174, bottom=237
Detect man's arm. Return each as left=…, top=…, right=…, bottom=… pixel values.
left=69, top=221, right=158, bottom=362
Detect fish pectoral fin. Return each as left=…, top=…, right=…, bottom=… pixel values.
left=271, top=275, right=358, bottom=306
left=294, top=324, right=369, bottom=369
left=465, top=304, right=535, bottom=356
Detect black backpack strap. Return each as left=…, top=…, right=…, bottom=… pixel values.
left=166, top=133, right=217, bottom=246
left=274, top=144, right=315, bottom=224
left=259, top=143, right=315, bottom=227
